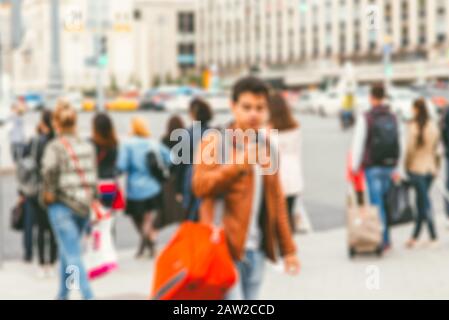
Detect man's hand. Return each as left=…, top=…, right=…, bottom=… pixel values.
left=284, top=254, right=301, bottom=276
left=43, top=192, right=56, bottom=205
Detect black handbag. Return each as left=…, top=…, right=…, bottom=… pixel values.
left=146, top=142, right=170, bottom=184
left=385, top=182, right=415, bottom=227
left=11, top=199, right=25, bottom=232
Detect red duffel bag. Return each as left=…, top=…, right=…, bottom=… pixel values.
left=150, top=201, right=238, bottom=300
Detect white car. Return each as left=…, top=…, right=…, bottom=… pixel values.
left=63, top=91, right=83, bottom=112
left=388, top=88, right=438, bottom=122
left=296, top=91, right=321, bottom=113
left=316, top=90, right=342, bottom=117
left=164, top=87, right=204, bottom=113
left=164, top=95, right=194, bottom=113
left=200, top=91, right=230, bottom=113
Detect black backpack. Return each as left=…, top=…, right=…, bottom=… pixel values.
left=17, top=138, right=40, bottom=196
left=440, top=107, right=449, bottom=153
left=367, top=109, right=400, bottom=167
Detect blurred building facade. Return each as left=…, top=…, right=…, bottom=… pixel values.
left=197, top=0, right=449, bottom=87
left=133, top=0, right=196, bottom=89
left=0, top=2, right=12, bottom=77
left=8, top=0, right=196, bottom=95
left=11, top=0, right=136, bottom=95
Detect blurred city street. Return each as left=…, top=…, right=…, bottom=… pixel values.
left=2, top=0, right=449, bottom=302
left=1, top=111, right=350, bottom=261
left=2, top=111, right=449, bottom=300
left=3, top=214, right=449, bottom=300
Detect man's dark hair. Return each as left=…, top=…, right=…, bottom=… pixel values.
left=232, top=76, right=270, bottom=103
left=189, top=97, right=213, bottom=124
left=371, top=84, right=385, bottom=100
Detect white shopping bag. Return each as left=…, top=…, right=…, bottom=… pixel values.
left=84, top=216, right=118, bottom=280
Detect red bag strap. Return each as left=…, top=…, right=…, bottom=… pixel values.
left=60, top=137, right=92, bottom=200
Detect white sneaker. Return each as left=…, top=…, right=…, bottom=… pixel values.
left=427, top=240, right=440, bottom=249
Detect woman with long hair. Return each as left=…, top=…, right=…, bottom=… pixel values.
left=405, top=98, right=440, bottom=249
left=92, top=113, right=120, bottom=209
left=182, top=98, right=213, bottom=220
left=159, top=115, right=186, bottom=227
left=42, top=100, right=97, bottom=300
left=117, top=117, right=171, bottom=258
left=268, top=92, right=311, bottom=233
left=21, top=109, right=58, bottom=276
left=35, top=110, right=58, bottom=275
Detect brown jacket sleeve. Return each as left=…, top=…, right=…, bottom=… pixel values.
left=273, top=173, right=297, bottom=257
left=192, top=133, right=247, bottom=199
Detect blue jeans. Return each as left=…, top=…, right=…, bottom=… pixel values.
left=48, top=203, right=93, bottom=300
left=226, top=250, right=265, bottom=300
left=365, top=167, right=394, bottom=247
left=408, top=173, right=437, bottom=240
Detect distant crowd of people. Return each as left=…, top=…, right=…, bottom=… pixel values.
left=350, top=84, right=449, bottom=253
left=8, top=76, right=306, bottom=300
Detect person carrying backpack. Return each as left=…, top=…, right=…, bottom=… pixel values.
left=117, top=117, right=171, bottom=258
left=19, top=110, right=58, bottom=275
left=351, top=84, right=401, bottom=252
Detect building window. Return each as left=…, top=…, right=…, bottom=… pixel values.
left=178, top=12, right=195, bottom=34
left=178, top=43, right=196, bottom=67
left=419, top=25, right=426, bottom=45
left=418, top=0, right=426, bottom=18
left=401, top=1, right=408, bottom=20
left=401, top=26, right=409, bottom=47
left=134, top=9, right=142, bottom=21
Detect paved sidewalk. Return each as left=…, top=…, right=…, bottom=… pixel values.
left=1, top=214, right=449, bottom=300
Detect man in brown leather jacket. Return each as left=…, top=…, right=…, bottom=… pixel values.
left=193, top=77, right=300, bottom=300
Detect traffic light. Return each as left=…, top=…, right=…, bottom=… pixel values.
left=98, top=35, right=108, bottom=67
left=385, top=64, right=393, bottom=78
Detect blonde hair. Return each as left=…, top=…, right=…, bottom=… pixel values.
left=131, top=117, right=151, bottom=138
left=53, top=99, right=77, bottom=130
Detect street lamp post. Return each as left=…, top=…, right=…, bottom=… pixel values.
left=0, top=146, right=3, bottom=269
left=0, top=32, right=3, bottom=269
left=90, top=0, right=109, bottom=112
left=383, top=35, right=393, bottom=90
left=47, top=0, right=63, bottom=108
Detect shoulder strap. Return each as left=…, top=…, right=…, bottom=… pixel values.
left=30, top=137, right=40, bottom=161
left=150, top=140, right=164, bottom=166
left=60, top=137, right=92, bottom=199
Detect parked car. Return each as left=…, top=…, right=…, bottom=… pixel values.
left=295, top=91, right=321, bottom=113
left=82, top=98, right=96, bottom=112
left=413, top=85, right=449, bottom=114
left=316, top=90, right=342, bottom=117
left=140, top=89, right=161, bottom=110
left=63, top=92, right=83, bottom=112
left=23, top=93, right=45, bottom=111
left=106, top=96, right=139, bottom=112
left=388, top=87, right=438, bottom=122
left=140, top=86, right=188, bottom=111
left=200, top=90, right=230, bottom=113
left=163, top=86, right=204, bottom=113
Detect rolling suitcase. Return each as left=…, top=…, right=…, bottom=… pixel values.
left=347, top=193, right=383, bottom=258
